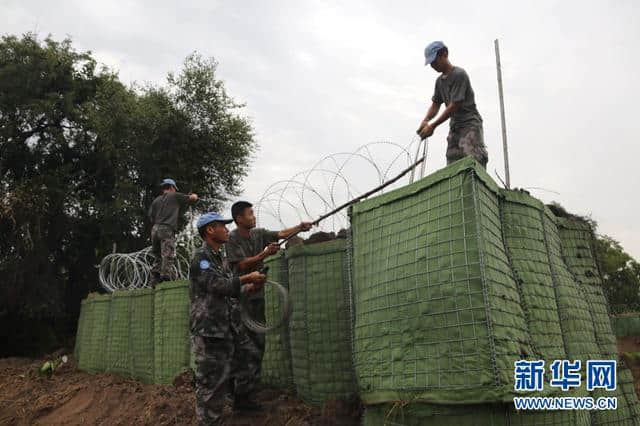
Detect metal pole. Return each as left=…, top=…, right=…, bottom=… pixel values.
left=494, top=39, right=511, bottom=189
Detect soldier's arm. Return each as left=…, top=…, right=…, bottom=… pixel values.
left=430, top=101, right=461, bottom=128
left=277, top=223, right=312, bottom=239
left=195, top=267, right=242, bottom=297
left=431, top=70, right=469, bottom=128
left=232, top=251, right=271, bottom=274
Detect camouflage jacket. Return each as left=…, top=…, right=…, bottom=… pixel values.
left=189, top=242, right=243, bottom=337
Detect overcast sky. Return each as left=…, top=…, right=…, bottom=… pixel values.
left=4, top=0, right=640, bottom=259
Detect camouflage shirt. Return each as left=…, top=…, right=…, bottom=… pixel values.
left=189, top=242, right=242, bottom=337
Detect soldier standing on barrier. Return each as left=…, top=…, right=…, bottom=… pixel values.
left=190, top=212, right=267, bottom=425
left=226, top=201, right=312, bottom=388
left=148, top=178, right=198, bottom=287
left=417, top=41, right=489, bottom=167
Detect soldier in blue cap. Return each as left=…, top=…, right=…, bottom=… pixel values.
left=417, top=41, right=488, bottom=167
left=190, top=212, right=267, bottom=425
left=148, top=178, right=199, bottom=287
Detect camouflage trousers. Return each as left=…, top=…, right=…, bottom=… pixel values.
left=151, top=224, right=176, bottom=287
left=245, top=299, right=266, bottom=388
left=446, top=126, right=488, bottom=168
left=192, top=329, right=261, bottom=425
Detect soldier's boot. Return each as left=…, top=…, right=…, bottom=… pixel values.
left=233, top=395, right=262, bottom=412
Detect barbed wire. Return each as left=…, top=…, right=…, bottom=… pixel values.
left=255, top=138, right=423, bottom=233
left=99, top=138, right=426, bottom=292
left=98, top=209, right=199, bottom=292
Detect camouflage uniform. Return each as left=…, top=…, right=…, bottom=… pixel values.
left=189, top=243, right=260, bottom=425
left=431, top=66, right=489, bottom=168
left=446, top=126, right=488, bottom=167
left=148, top=191, right=191, bottom=286
left=151, top=224, right=177, bottom=284
left=226, top=228, right=279, bottom=389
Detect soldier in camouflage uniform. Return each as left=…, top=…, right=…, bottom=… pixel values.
left=190, top=212, right=266, bottom=425
left=226, top=201, right=312, bottom=391
left=417, top=41, right=489, bottom=168
left=148, top=178, right=198, bottom=287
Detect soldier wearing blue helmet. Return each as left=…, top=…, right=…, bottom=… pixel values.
left=189, top=212, right=267, bottom=425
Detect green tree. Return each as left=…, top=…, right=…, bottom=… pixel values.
left=0, top=34, right=256, bottom=355
left=594, top=235, right=640, bottom=313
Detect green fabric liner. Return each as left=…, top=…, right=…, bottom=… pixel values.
left=350, top=157, right=640, bottom=409
left=129, top=289, right=155, bottom=383
left=74, top=299, right=87, bottom=361
left=362, top=394, right=593, bottom=426
left=262, top=251, right=294, bottom=390
left=80, top=294, right=111, bottom=373
left=105, top=291, right=133, bottom=376
left=287, top=239, right=357, bottom=405
left=153, top=280, right=191, bottom=385
left=352, top=161, right=526, bottom=404
left=557, top=217, right=640, bottom=425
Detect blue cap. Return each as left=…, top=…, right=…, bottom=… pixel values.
left=197, top=212, right=233, bottom=229
left=424, top=41, right=446, bottom=65
left=161, top=178, right=178, bottom=190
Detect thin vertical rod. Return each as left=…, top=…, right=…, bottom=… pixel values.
left=494, top=39, right=511, bottom=189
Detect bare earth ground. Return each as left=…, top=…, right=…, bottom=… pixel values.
left=1, top=338, right=639, bottom=425
left=0, top=356, right=360, bottom=426
left=618, top=335, right=640, bottom=398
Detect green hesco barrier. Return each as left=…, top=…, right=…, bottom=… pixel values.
left=153, top=280, right=191, bottom=385
left=351, top=157, right=529, bottom=404
left=81, top=294, right=111, bottom=373
left=130, top=289, right=155, bottom=383
left=287, top=239, right=357, bottom=404
left=613, top=315, right=640, bottom=337
left=362, top=400, right=592, bottom=426
left=105, top=291, right=132, bottom=376
left=558, top=217, right=640, bottom=426
left=74, top=299, right=88, bottom=361
left=262, top=252, right=294, bottom=390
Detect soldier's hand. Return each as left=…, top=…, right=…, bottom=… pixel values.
left=416, top=120, right=427, bottom=135
left=299, top=221, right=313, bottom=232
left=418, top=123, right=434, bottom=139
left=189, top=193, right=198, bottom=202
left=242, top=283, right=257, bottom=294
left=246, top=271, right=266, bottom=284
left=263, top=243, right=279, bottom=257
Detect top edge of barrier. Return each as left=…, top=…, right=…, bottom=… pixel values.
left=264, top=251, right=286, bottom=264
left=351, top=156, right=501, bottom=215
left=285, top=238, right=346, bottom=260
left=555, top=216, right=594, bottom=232
left=84, top=293, right=111, bottom=303
left=155, top=280, right=190, bottom=291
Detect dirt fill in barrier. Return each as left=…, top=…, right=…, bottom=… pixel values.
left=287, top=239, right=357, bottom=405
left=262, top=251, right=295, bottom=390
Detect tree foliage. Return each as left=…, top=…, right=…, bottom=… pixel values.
left=0, top=34, right=256, bottom=355
left=594, top=235, right=640, bottom=314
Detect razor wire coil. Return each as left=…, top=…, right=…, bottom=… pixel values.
left=240, top=280, right=292, bottom=333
